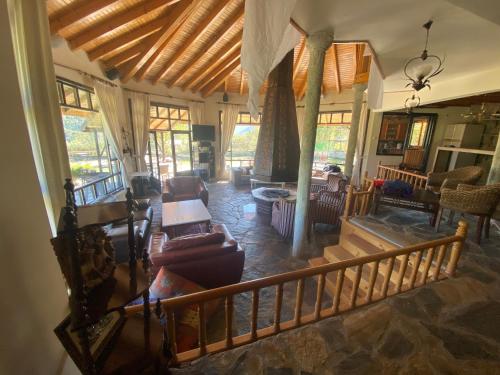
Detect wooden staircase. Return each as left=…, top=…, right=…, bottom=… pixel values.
left=309, top=217, right=435, bottom=308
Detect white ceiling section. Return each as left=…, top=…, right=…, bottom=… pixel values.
left=291, top=0, right=500, bottom=110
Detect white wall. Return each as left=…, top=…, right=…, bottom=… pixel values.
left=0, top=1, right=70, bottom=373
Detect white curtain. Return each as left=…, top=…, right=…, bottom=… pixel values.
left=128, top=91, right=150, bottom=172
left=188, top=101, right=205, bottom=124
left=296, top=106, right=305, bottom=149
left=89, top=78, right=132, bottom=186
left=219, top=104, right=240, bottom=179
left=241, top=0, right=301, bottom=117
left=8, top=0, right=70, bottom=233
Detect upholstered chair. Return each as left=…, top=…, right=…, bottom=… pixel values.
left=162, top=176, right=208, bottom=206
left=311, top=173, right=348, bottom=194
left=426, top=166, right=483, bottom=192
left=312, top=189, right=348, bottom=229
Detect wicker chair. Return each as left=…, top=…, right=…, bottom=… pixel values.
left=435, top=183, right=500, bottom=244
left=310, top=173, right=347, bottom=194
left=426, top=166, right=483, bottom=192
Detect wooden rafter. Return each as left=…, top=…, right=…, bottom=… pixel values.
left=201, top=58, right=241, bottom=97
left=49, top=0, right=119, bottom=35
left=68, top=0, right=180, bottom=50
left=184, top=33, right=242, bottom=90
left=103, top=32, right=158, bottom=67
left=120, top=0, right=199, bottom=83
left=152, top=0, right=232, bottom=84
left=293, top=38, right=306, bottom=81
left=193, top=48, right=240, bottom=92
left=239, top=69, right=244, bottom=95
left=297, top=73, right=308, bottom=100
left=87, top=14, right=171, bottom=61
left=332, top=44, right=341, bottom=93
left=167, top=6, right=244, bottom=88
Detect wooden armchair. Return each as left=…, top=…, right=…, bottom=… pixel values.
left=436, top=183, right=500, bottom=244
left=426, top=166, right=483, bottom=192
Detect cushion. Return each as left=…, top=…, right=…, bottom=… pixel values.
left=382, top=179, right=413, bottom=198
left=174, top=192, right=197, bottom=201
left=163, top=232, right=226, bottom=252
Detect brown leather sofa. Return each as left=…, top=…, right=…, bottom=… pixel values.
left=148, top=224, right=245, bottom=289
left=162, top=176, right=208, bottom=206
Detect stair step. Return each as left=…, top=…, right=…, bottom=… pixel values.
left=340, top=233, right=384, bottom=257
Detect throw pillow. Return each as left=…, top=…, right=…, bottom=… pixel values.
left=162, top=232, right=226, bottom=252
left=382, top=179, right=413, bottom=197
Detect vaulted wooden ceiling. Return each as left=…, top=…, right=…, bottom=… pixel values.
left=47, top=0, right=371, bottom=99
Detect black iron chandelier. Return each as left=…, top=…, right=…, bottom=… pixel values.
left=404, top=20, right=444, bottom=92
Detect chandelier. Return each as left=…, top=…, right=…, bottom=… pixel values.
left=404, top=20, right=444, bottom=92
left=404, top=93, right=421, bottom=113
left=462, top=103, right=500, bottom=122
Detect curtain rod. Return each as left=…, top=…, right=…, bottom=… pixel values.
left=216, top=101, right=263, bottom=108
left=54, top=62, right=205, bottom=104
left=296, top=100, right=368, bottom=107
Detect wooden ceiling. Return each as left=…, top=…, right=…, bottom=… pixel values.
left=47, top=0, right=371, bottom=99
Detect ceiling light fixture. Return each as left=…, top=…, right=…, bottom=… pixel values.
left=405, top=93, right=421, bottom=113
left=404, top=20, right=444, bottom=92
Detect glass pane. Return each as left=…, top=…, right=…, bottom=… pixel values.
left=228, top=125, right=260, bottom=169
left=171, top=120, right=189, bottom=131
left=172, top=132, right=192, bottom=173
left=158, top=106, right=169, bottom=118
left=331, top=113, right=343, bottom=123
left=179, top=109, right=189, bottom=120
left=78, top=89, right=90, bottom=109
left=90, top=93, right=99, bottom=111
left=150, top=118, right=169, bottom=130
left=313, top=124, right=350, bottom=171
left=63, top=84, right=77, bottom=106
left=239, top=113, right=251, bottom=124
left=57, top=83, right=64, bottom=104
left=157, top=131, right=173, bottom=179
left=150, top=105, right=158, bottom=118
left=169, top=108, right=179, bottom=119
left=343, top=112, right=352, bottom=123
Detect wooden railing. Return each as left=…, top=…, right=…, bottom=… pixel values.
left=343, top=181, right=375, bottom=219
left=376, top=162, right=428, bottom=190
left=125, top=221, right=467, bottom=365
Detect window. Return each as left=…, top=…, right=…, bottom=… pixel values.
left=408, top=118, right=429, bottom=147
left=146, top=103, right=191, bottom=179
left=314, top=111, right=351, bottom=171
left=224, top=112, right=262, bottom=170
left=57, top=78, right=123, bottom=205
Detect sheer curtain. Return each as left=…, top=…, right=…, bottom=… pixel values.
left=89, top=78, right=132, bottom=186
left=219, top=104, right=240, bottom=179
left=128, top=91, right=150, bottom=172
left=296, top=106, right=305, bottom=149
left=188, top=101, right=205, bottom=124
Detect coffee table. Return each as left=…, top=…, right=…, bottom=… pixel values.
left=161, top=199, right=212, bottom=238
left=373, top=188, right=440, bottom=226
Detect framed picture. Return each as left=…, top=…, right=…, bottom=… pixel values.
left=55, top=309, right=125, bottom=371
left=376, top=113, right=409, bottom=156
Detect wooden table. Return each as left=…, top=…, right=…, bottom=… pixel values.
left=373, top=188, right=440, bottom=226
left=161, top=199, right=212, bottom=238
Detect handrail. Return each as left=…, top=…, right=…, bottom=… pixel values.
left=74, top=171, right=123, bottom=205
left=125, top=220, right=467, bottom=364
left=376, top=163, right=428, bottom=190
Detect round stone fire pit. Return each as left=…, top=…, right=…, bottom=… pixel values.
left=251, top=187, right=296, bottom=216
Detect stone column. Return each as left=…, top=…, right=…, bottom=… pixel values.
left=344, top=83, right=367, bottom=178
left=487, top=134, right=500, bottom=184
left=292, top=31, right=334, bottom=257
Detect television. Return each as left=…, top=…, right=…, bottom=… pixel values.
left=192, top=124, right=215, bottom=142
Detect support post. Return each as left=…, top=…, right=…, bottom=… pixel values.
left=292, top=31, right=334, bottom=257
left=344, top=83, right=367, bottom=178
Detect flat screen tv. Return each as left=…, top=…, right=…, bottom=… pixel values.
left=192, top=124, right=215, bottom=142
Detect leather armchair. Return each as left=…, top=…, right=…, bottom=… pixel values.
left=148, top=224, right=245, bottom=289
left=162, top=176, right=208, bottom=206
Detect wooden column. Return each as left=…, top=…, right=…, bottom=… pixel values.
left=344, top=83, right=367, bottom=178
left=292, top=31, right=334, bottom=257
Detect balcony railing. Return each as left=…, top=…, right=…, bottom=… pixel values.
left=74, top=172, right=123, bottom=205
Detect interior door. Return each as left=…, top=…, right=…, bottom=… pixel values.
left=171, top=131, right=193, bottom=175
left=403, top=113, right=437, bottom=171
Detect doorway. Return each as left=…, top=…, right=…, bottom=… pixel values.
left=171, top=131, right=193, bottom=175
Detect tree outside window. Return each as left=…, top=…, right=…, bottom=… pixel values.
left=225, top=113, right=261, bottom=170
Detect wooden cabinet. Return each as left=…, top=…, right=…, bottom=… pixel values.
left=443, top=123, right=484, bottom=148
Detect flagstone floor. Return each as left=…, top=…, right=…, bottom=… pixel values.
left=151, top=181, right=500, bottom=374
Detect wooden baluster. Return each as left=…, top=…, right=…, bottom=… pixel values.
left=433, top=244, right=447, bottom=281
left=409, top=251, right=423, bottom=289
left=314, top=274, right=326, bottom=321
left=166, top=307, right=177, bottom=361
left=350, top=265, right=363, bottom=308
left=274, top=283, right=283, bottom=333
left=198, top=302, right=207, bottom=355
left=420, top=247, right=436, bottom=285
left=294, top=278, right=305, bottom=326
left=396, top=254, right=409, bottom=293
left=251, top=289, right=259, bottom=340
left=225, top=295, right=233, bottom=348
left=344, top=185, right=354, bottom=219
left=381, top=257, right=395, bottom=298
left=366, top=261, right=379, bottom=303
left=446, top=220, right=468, bottom=277
left=332, top=269, right=345, bottom=313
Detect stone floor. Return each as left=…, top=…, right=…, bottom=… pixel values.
left=152, top=182, right=500, bottom=374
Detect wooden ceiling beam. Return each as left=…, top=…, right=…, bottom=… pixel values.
left=193, top=48, right=241, bottom=92
left=239, top=69, right=245, bottom=95
left=68, top=0, right=181, bottom=50
left=152, top=0, right=232, bottom=84
left=297, top=73, right=307, bottom=101
left=103, top=32, right=158, bottom=67
left=120, top=0, right=199, bottom=83
left=167, top=6, right=244, bottom=88
left=87, top=14, right=171, bottom=61
left=293, top=38, right=306, bottom=81
left=332, top=44, right=341, bottom=93
left=201, top=58, right=241, bottom=97
left=183, top=33, right=242, bottom=90
left=49, top=0, right=120, bottom=35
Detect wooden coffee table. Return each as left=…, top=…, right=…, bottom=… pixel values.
left=161, top=199, right=212, bottom=238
